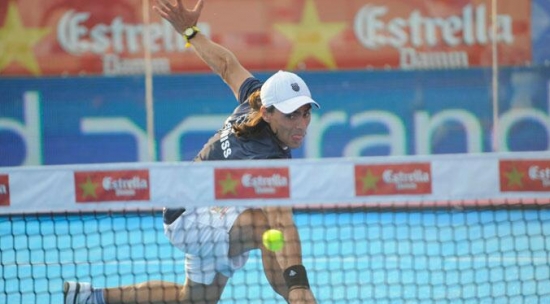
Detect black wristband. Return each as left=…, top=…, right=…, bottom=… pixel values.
left=283, top=265, right=310, bottom=291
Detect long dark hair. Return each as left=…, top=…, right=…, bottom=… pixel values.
left=233, top=90, right=274, bottom=138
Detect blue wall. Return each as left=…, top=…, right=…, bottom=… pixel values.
left=1, top=67, right=549, bottom=166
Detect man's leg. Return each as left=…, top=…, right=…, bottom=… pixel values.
left=102, top=280, right=183, bottom=303
left=64, top=274, right=229, bottom=304
left=104, top=274, right=228, bottom=304
left=228, top=209, right=289, bottom=300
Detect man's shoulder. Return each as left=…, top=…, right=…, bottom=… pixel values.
left=232, top=132, right=291, bottom=159
left=238, top=77, right=262, bottom=104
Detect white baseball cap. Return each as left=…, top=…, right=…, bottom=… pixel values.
left=260, top=70, right=320, bottom=114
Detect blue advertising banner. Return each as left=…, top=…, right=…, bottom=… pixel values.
left=533, top=0, right=550, bottom=64
left=1, top=68, right=549, bottom=166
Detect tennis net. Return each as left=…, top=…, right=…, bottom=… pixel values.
left=1, top=153, right=550, bottom=303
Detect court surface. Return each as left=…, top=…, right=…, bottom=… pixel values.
left=1, top=208, right=550, bottom=303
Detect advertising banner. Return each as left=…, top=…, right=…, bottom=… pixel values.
left=0, top=0, right=531, bottom=76
left=532, top=0, right=550, bottom=64
left=1, top=153, right=550, bottom=214
left=74, top=170, right=151, bottom=202
left=1, top=67, right=549, bottom=167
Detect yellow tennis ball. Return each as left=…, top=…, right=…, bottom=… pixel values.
left=262, top=229, right=284, bottom=252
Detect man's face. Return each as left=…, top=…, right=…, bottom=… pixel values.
left=262, top=104, right=312, bottom=149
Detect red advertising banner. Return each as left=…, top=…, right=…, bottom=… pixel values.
left=214, top=167, right=290, bottom=199
left=355, top=163, right=432, bottom=196
left=500, top=160, right=550, bottom=192
left=74, top=170, right=150, bottom=202
left=0, top=0, right=530, bottom=76
left=0, top=175, right=9, bottom=206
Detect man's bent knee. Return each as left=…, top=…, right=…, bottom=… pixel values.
left=229, top=209, right=269, bottom=256
left=183, top=275, right=227, bottom=304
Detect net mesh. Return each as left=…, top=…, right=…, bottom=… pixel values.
left=2, top=202, right=549, bottom=303
left=1, top=1, right=548, bottom=303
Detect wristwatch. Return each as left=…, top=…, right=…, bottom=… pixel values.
left=183, top=26, right=200, bottom=47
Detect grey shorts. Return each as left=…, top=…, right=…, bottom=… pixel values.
left=163, top=206, right=250, bottom=284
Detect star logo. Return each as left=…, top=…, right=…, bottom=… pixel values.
left=361, top=169, right=380, bottom=192
left=273, top=0, right=346, bottom=70
left=0, top=174, right=9, bottom=206
left=504, top=166, right=524, bottom=188
left=219, top=173, right=239, bottom=195
left=0, top=1, right=51, bottom=75
left=74, top=170, right=150, bottom=202
left=79, top=176, right=99, bottom=199
left=215, top=168, right=289, bottom=199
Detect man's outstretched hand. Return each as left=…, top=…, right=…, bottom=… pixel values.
left=153, top=0, right=204, bottom=34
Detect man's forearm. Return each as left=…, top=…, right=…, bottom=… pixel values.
left=190, top=34, right=251, bottom=97
left=191, top=34, right=237, bottom=79
left=264, top=207, right=304, bottom=268
left=153, top=0, right=251, bottom=95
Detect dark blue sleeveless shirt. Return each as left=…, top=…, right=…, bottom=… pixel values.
left=194, top=77, right=291, bottom=162
left=163, top=77, right=291, bottom=224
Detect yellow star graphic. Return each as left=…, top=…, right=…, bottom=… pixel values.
left=219, top=173, right=239, bottom=195
left=505, top=167, right=524, bottom=188
left=0, top=2, right=51, bottom=75
left=79, top=176, right=99, bottom=199
left=361, top=169, right=379, bottom=192
left=274, top=0, right=346, bottom=70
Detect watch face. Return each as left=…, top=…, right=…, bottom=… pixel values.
left=185, top=28, right=194, bottom=36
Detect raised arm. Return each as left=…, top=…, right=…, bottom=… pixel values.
left=153, top=0, right=252, bottom=99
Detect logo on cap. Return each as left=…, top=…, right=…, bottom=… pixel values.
left=291, top=83, right=300, bottom=92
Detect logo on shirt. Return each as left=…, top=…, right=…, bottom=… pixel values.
left=74, top=170, right=150, bottom=202
left=0, top=175, right=10, bottom=206
left=355, top=163, right=432, bottom=196
left=215, top=167, right=290, bottom=199
left=219, top=123, right=233, bottom=159
left=500, top=160, right=550, bottom=192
